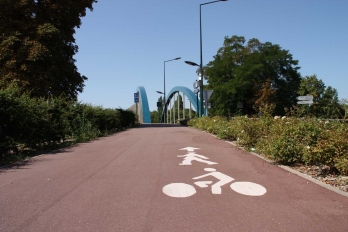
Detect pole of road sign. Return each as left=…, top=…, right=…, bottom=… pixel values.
left=297, top=95, right=314, bottom=117
left=193, top=81, right=200, bottom=117
left=206, top=100, right=208, bottom=117
left=136, top=103, right=138, bottom=123
left=196, top=90, right=199, bottom=118
left=134, top=92, right=139, bottom=123
left=202, top=90, right=213, bottom=116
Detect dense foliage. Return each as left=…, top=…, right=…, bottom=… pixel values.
left=188, top=113, right=348, bottom=175
left=205, top=36, right=301, bottom=116
left=0, top=0, right=97, bottom=98
left=0, top=85, right=136, bottom=165
left=298, top=75, right=343, bottom=118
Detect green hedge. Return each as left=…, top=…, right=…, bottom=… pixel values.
left=188, top=116, right=348, bottom=174
left=0, top=85, right=136, bottom=164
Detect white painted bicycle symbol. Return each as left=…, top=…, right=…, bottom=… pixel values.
left=162, top=168, right=267, bottom=198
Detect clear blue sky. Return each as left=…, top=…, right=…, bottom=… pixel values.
left=75, top=0, right=348, bottom=111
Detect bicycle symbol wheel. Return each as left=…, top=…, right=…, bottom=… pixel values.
left=230, top=182, right=267, bottom=196
left=162, top=183, right=196, bottom=198
left=162, top=182, right=267, bottom=198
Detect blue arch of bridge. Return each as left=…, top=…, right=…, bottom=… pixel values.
left=162, top=86, right=204, bottom=122
left=136, top=86, right=204, bottom=123
left=137, top=86, right=151, bottom=123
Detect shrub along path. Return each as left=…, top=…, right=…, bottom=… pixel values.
left=0, top=85, right=137, bottom=165
left=226, top=140, right=348, bottom=194
left=188, top=116, right=348, bottom=194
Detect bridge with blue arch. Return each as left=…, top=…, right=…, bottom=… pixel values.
left=130, top=86, right=206, bottom=123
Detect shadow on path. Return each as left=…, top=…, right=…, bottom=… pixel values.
left=0, top=148, right=73, bottom=171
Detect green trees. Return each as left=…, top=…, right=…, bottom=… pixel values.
left=151, top=111, right=161, bottom=123
left=298, top=75, right=343, bottom=118
left=205, top=36, right=301, bottom=116
left=0, top=0, right=97, bottom=99
left=320, top=87, right=341, bottom=118
left=151, top=96, right=165, bottom=123
left=204, top=36, right=344, bottom=118
left=339, top=98, right=348, bottom=119
left=297, top=75, right=325, bottom=102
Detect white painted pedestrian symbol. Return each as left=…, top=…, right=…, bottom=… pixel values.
left=162, top=168, right=267, bottom=198
left=193, top=168, right=234, bottom=194
left=178, top=153, right=217, bottom=166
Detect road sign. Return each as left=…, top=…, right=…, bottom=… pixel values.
left=193, top=89, right=199, bottom=94
left=203, top=90, right=213, bottom=100
left=193, top=80, right=201, bottom=89
left=297, top=100, right=313, bottom=104
left=134, top=92, right=139, bottom=103
left=297, top=95, right=313, bottom=101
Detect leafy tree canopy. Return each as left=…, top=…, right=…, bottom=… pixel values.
left=297, top=74, right=325, bottom=102
left=339, top=98, right=348, bottom=119
left=205, top=35, right=301, bottom=116
left=298, top=75, right=343, bottom=118
left=0, top=0, right=97, bottom=99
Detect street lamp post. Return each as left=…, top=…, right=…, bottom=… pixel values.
left=163, top=57, right=181, bottom=123
left=198, top=0, right=228, bottom=117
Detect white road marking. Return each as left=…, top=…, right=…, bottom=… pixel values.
left=178, top=153, right=217, bottom=165
left=162, top=183, right=196, bottom=198
left=230, top=182, right=267, bottom=196
left=163, top=147, right=267, bottom=198
left=179, top=147, right=200, bottom=152
left=193, top=168, right=234, bottom=194
left=194, top=181, right=212, bottom=188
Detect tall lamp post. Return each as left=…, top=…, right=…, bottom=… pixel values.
left=163, top=57, right=181, bottom=123
left=198, top=0, right=228, bottom=117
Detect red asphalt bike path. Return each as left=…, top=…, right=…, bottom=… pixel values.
left=1, top=124, right=347, bottom=231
